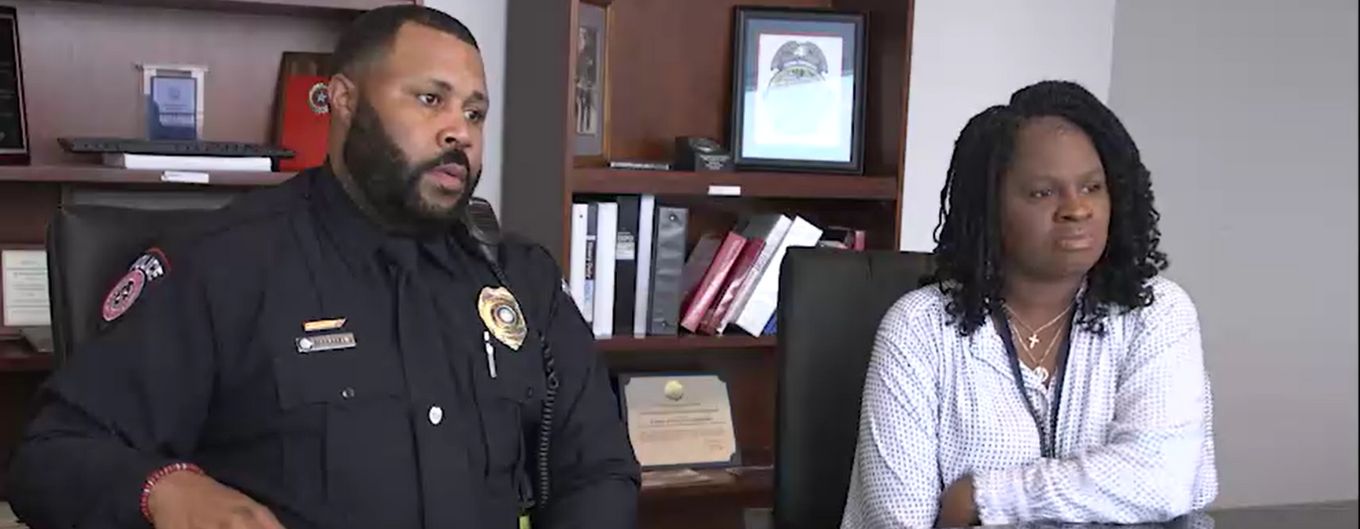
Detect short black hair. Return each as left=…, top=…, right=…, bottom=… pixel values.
left=930, top=80, right=1168, bottom=336
left=332, top=5, right=479, bottom=76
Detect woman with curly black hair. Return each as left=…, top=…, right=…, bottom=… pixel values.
left=840, top=81, right=1218, bottom=529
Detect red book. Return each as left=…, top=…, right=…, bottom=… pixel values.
left=277, top=74, right=330, bottom=171
left=679, top=232, right=746, bottom=333
left=697, top=237, right=766, bottom=335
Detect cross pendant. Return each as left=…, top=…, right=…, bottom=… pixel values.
left=1027, top=334, right=1039, bottom=349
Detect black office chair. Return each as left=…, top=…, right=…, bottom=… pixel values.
left=773, top=247, right=934, bottom=529
left=45, top=205, right=218, bottom=365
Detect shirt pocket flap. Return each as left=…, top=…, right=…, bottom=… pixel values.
left=273, top=349, right=404, bottom=409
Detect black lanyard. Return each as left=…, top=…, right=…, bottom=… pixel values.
left=995, top=310, right=1075, bottom=458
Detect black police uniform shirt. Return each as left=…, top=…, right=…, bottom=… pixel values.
left=5, top=167, right=641, bottom=529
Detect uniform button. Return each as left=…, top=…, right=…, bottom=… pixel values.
left=428, top=405, right=444, bottom=425
left=340, top=387, right=355, bottom=399
left=525, top=387, right=535, bottom=399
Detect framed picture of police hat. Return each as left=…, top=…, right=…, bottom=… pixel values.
left=729, top=7, right=866, bottom=174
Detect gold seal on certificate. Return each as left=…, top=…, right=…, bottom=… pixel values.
left=618, top=373, right=740, bottom=469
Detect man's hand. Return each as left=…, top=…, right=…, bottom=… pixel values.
left=935, top=474, right=979, bottom=528
left=147, top=471, right=286, bottom=529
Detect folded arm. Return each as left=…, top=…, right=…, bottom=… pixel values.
left=974, top=290, right=1218, bottom=524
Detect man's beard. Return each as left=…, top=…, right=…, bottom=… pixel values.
left=341, top=99, right=479, bottom=235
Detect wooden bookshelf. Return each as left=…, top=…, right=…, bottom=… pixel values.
left=504, top=0, right=915, bottom=526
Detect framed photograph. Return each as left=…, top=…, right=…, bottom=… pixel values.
left=574, top=1, right=610, bottom=160
left=729, top=7, right=866, bottom=173
left=137, top=63, right=208, bottom=141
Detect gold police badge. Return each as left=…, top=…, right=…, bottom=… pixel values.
left=478, top=286, right=526, bottom=351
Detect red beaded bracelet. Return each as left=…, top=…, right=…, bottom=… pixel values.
left=140, top=462, right=205, bottom=523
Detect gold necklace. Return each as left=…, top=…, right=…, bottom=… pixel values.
left=1009, top=321, right=1064, bottom=383
left=1003, top=303, right=1072, bottom=350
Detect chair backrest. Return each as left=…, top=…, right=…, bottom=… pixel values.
left=773, top=248, right=934, bottom=529
left=46, top=205, right=217, bottom=365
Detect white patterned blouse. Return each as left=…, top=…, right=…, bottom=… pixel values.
left=840, top=276, right=1218, bottom=529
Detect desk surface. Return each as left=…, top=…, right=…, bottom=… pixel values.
left=4, top=499, right=1356, bottom=529
left=742, top=501, right=1357, bottom=529
left=966, top=501, right=1358, bottom=529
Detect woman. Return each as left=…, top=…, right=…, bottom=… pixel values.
left=840, top=80, right=1218, bottom=529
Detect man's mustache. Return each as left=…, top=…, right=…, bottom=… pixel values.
left=412, top=148, right=471, bottom=178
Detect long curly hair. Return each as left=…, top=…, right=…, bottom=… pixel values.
left=929, top=80, right=1168, bottom=336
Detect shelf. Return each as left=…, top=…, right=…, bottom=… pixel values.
left=0, top=341, right=53, bottom=373
left=0, top=166, right=296, bottom=188
left=572, top=168, right=899, bottom=201
left=596, top=335, right=776, bottom=353
left=49, top=0, right=410, bottom=17
left=640, top=466, right=772, bottom=502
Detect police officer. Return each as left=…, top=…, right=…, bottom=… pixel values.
left=5, top=6, right=640, bottom=529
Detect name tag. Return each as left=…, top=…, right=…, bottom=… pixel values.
left=295, top=332, right=357, bottom=354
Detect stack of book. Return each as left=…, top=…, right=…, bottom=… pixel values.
left=570, top=195, right=868, bottom=339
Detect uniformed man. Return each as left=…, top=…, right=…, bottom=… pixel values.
left=5, top=6, right=640, bottom=529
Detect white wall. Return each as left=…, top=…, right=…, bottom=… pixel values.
left=898, top=0, right=1117, bottom=252
left=425, top=0, right=507, bottom=214
left=1109, top=0, right=1359, bottom=507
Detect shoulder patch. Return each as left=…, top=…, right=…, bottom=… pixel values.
left=102, top=248, right=170, bottom=322
left=133, top=247, right=171, bottom=281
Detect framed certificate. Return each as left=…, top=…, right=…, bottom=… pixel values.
left=1, top=245, right=49, bottom=335
left=617, top=371, right=741, bottom=470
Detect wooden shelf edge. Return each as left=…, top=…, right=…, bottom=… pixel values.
left=0, top=165, right=296, bottom=188
left=0, top=340, right=54, bottom=373
left=640, top=465, right=773, bottom=502
left=596, top=335, right=776, bottom=353
left=572, top=168, right=899, bottom=201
